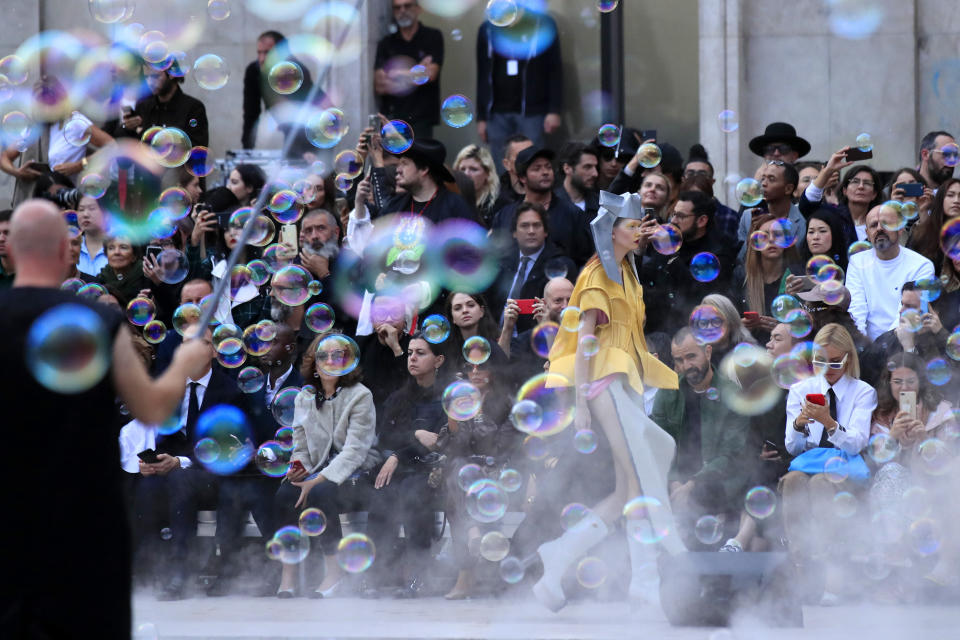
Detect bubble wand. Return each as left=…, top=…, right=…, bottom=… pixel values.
left=195, top=0, right=365, bottom=331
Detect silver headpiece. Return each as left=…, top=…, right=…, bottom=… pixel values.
left=590, top=190, right=647, bottom=285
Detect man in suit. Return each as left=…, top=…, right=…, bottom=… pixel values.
left=136, top=344, right=269, bottom=600
left=490, top=202, right=577, bottom=337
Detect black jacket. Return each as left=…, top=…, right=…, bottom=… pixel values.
left=491, top=191, right=594, bottom=267
left=378, top=185, right=476, bottom=224
left=242, top=57, right=318, bottom=150
left=475, top=15, right=563, bottom=119
left=487, top=241, right=578, bottom=334
left=106, top=86, right=209, bottom=149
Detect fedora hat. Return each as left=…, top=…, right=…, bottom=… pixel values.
left=395, top=138, right=455, bottom=183
left=748, top=122, right=811, bottom=158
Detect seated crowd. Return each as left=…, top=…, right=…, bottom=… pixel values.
left=4, top=99, right=960, bottom=608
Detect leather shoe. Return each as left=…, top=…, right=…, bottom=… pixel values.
left=157, top=575, right=187, bottom=601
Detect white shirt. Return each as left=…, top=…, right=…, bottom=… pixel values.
left=784, top=374, right=877, bottom=457
left=211, top=259, right=259, bottom=326
left=265, top=365, right=293, bottom=406
left=48, top=111, right=92, bottom=168
left=118, top=419, right=156, bottom=473
left=845, top=247, right=935, bottom=341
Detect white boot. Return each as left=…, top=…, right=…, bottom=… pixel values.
left=533, top=512, right=609, bottom=612
left=627, top=533, right=661, bottom=604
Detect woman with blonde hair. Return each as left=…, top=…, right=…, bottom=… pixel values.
left=780, top=323, right=877, bottom=604
left=700, top=293, right=757, bottom=366
left=453, top=144, right=501, bottom=227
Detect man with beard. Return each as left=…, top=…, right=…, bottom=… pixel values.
left=917, top=130, right=957, bottom=189
left=374, top=0, right=444, bottom=138
left=649, top=328, right=750, bottom=548
left=640, top=191, right=736, bottom=335
left=491, top=147, right=593, bottom=266
left=557, top=143, right=600, bottom=216
left=846, top=204, right=934, bottom=341
left=113, top=62, right=208, bottom=148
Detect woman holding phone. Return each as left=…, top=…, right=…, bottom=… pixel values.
left=780, top=323, right=877, bottom=604
left=907, top=177, right=960, bottom=274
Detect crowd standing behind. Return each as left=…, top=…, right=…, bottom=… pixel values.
left=2, top=1, right=960, bottom=612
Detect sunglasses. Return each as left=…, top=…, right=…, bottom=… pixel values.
left=764, top=144, right=793, bottom=156
left=812, top=354, right=848, bottom=370
left=317, top=350, right=347, bottom=362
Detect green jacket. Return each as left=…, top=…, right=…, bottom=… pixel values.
left=650, top=372, right=751, bottom=507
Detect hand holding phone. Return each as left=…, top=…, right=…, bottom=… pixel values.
left=806, top=393, right=827, bottom=406
left=844, top=147, right=873, bottom=162
left=137, top=448, right=160, bottom=464
left=515, top=299, right=537, bottom=315
left=899, top=391, right=917, bottom=420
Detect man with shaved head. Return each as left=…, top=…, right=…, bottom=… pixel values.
left=0, top=200, right=212, bottom=637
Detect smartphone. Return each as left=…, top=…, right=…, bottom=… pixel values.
left=368, top=114, right=380, bottom=136
left=641, top=129, right=657, bottom=141
left=122, top=105, right=135, bottom=117
left=897, top=182, right=924, bottom=197
left=137, top=448, right=160, bottom=464
left=763, top=439, right=779, bottom=451
left=845, top=148, right=873, bottom=161
left=806, top=393, right=827, bottom=406
left=26, top=162, right=50, bottom=173
left=146, top=245, right=162, bottom=262
left=280, top=224, right=298, bottom=251
left=899, top=391, right=917, bottom=419
left=290, top=460, right=306, bottom=475
left=515, top=299, right=537, bottom=315
left=743, top=311, right=759, bottom=321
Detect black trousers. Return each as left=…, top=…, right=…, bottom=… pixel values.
left=366, top=471, right=439, bottom=577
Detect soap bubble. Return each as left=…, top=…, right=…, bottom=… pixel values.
left=299, top=508, right=327, bottom=536
left=463, top=335, right=492, bottom=365
left=821, top=279, right=847, bottom=306
left=194, top=437, right=220, bottom=464
left=479, top=531, right=510, bottom=562
left=833, top=491, right=858, bottom=519
left=314, top=333, right=360, bottom=376
left=442, top=380, right=483, bottom=421
left=79, top=173, right=109, bottom=199
left=208, top=0, right=231, bottom=20
left=499, top=468, right=522, bottom=492
left=917, top=438, right=951, bottom=476
left=126, top=297, right=156, bottom=327
left=849, top=239, right=872, bottom=256
left=576, top=556, right=607, bottom=589
left=597, top=124, right=621, bottom=147
left=150, top=127, right=192, bottom=169
left=689, top=304, right=725, bottom=344
left=410, top=64, right=429, bottom=86
left=579, top=334, right=600, bottom=357
left=158, top=187, right=191, bottom=221
left=305, top=303, right=336, bottom=333
left=908, top=518, right=941, bottom=556
left=269, top=525, right=309, bottom=564
left=216, top=350, right=246, bottom=369
left=268, top=61, right=303, bottom=95
left=193, top=54, right=229, bottom=90
left=441, top=94, right=473, bottom=128
left=941, top=142, right=959, bottom=168
left=717, top=344, right=781, bottom=416
left=855, top=132, right=873, bottom=152
left=499, top=556, right=524, bottom=583
left=770, top=218, right=798, bottom=249
left=515, top=373, right=575, bottom=437
left=690, top=252, right=721, bottom=283
left=271, top=387, right=300, bottom=428
left=651, top=224, right=682, bottom=255
left=275, top=426, right=294, bottom=450
left=867, top=433, right=901, bottom=464
left=26, top=304, right=109, bottom=394
left=916, top=276, right=943, bottom=304
left=466, top=478, right=508, bottom=523
left=78, top=283, right=107, bottom=301
left=717, top=110, right=738, bottom=133
left=559, top=306, right=582, bottom=332
left=63, top=114, right=92, bottom=146
left=824, top=456, right=850, bottom=483
left=89, top=0, right=136, bottom=23
left=255, top=440, right=291, bottom=478
left=272, top=265, right=312, bottom=306
left=737, top=179, right=763, bottom=207
left=237, top=366, right=266, bottom=393
left=510, top=399, right=543, bottom=432
left=544, top=259, right=568, bottom=279
left=623, top=496, right=669, bottom=544
left=380, top=120, right=414, bottom=154
left=744, top=486, right=776, bottom=519
left=155, top=248, right=189, bottom=284
left=242, top=323, right=272, bottom=357
left=457, top=463, right=484, bottom=491
left=828, top=0, right=883, bottom=39
left=143, top=320, right=167, bottom=345
left=522, top=434, right=547, bottom=460
left=530, top=322, right=559, bottom=358
left=925, top=358, right=952, bottom=386
left=486, top=0, right=519, bottom=27
left=636, top=143, right=662, bottom=169
left=941, top=218, right=960, bottom=259
left=771, top=294, right=801, bottom=322
left=185, top=146, right=214, bottom=178
left=879, top=200, right=907, bottom=232
left=306, top=107, right=348, bottom=149
left=694, top=515, right=724, bottom=545
left=452, top=29, right=463, bottom=41
left=195, top=405, right=254, bottom=475
left=422, top=314, right=451, bottom=343
left=946, top=332, right=960, bottom=361
left=784, top=308, right=813, bottom=339
left=573, top=429, right=598, bottom=454
left=598, top=0, right=620, bottom=12
left=750, top=230, right=770, bottom=251
left=334, top=150, right=363, bottom=179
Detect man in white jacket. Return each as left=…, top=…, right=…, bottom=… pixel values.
left=846, top=204, right=934, bottom=341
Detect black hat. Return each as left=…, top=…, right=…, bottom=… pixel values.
left=397, top=138, right=455, bottom=183
left=515, top=146, right=556, bottom=176
left=748, top=122, right=811, bottom=158
left=658, top=142, right=684, bottom=176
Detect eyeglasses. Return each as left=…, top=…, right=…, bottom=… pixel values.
left=763, top=144, right=793, bottom=156
left=317, top=350, right=347, bottom=362
left=694, top=318, right=724, bottom=329
left=669, top=211, right=696, bottom=220
left=683, top=169, right=711, bottom=178
left=812, top=354, right=848, bottom=370
left=848, top=178, right=875, bottom=188
left=765, top=159, right=786, bottom=166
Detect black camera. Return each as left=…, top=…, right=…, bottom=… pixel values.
left=39, top=187, right=82, bottom=210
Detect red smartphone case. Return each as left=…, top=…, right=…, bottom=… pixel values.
left=806, top=393, right=827, bottom=406
left=515, top=299, right=537, bottom=315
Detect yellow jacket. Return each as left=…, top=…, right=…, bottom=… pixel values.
left=548, top=257, right=679, bottom=395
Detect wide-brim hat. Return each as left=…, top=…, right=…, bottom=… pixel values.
left=395, top=138, right=455, bottom=183
left=748, top=122, right=811, bottom=158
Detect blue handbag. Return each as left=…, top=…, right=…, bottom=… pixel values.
left=787, top=447, right=871, bottom=485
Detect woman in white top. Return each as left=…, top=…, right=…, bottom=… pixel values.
left=780, top=323, right=877, bottom=602
left=274, top=332, right=380, bottom=598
